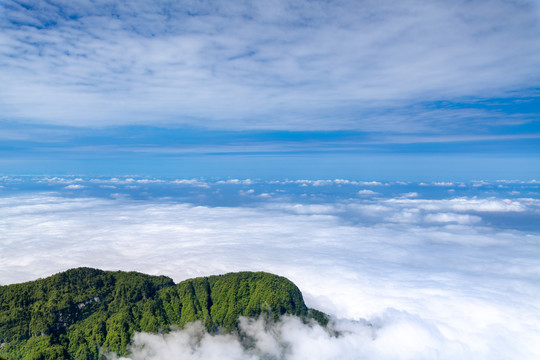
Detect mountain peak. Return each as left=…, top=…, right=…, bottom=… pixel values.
left=0, top=268, right=325, bottom=359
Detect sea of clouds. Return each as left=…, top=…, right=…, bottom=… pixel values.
left=1, top=177, right=539, bottom=359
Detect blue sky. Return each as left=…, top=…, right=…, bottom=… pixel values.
left=1, top=0, right=539, bottom=178
left=2, top=2, right=540, bottom=357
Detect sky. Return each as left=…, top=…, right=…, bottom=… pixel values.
left=1, top=0, right=539, bottom=179
left=1, top=1, right=540, bottom=359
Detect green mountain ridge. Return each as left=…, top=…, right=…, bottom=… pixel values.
left=0, top=268, right=327, bottom=360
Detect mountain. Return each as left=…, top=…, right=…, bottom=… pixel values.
left=0, top=268, right=327, bottom=360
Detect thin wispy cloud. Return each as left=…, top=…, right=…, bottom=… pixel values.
left=1, top=0, right=538, bottom=132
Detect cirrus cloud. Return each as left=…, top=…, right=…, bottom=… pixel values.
left=1, top=0, right=538, bottom=132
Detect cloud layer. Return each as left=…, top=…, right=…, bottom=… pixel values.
left=1, top=179, right=539, bottom=358
left=1, top=0, right=539, bottom=130
left=111, top=314, right=471, bottom=360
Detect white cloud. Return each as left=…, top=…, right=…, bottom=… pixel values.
left=424, top=212, right=481, bottom=225
left=311, top=180, right=334, bottom=186
left=388, top=197, right=529, bottom=213
left=357, top=189, right=379, bottom=196
left=357, top=181, right=385, bottom=186
left=421, top=182, right=455, bottom=187
left=133, top=179, right=165, bottom=184
left=401, top=192, right=419, bottom=198
left=64, top=184, right=85, bottom=189
left=1, top=189, right=539, bottom=358
left=114, top=309, right=537, bottom=360
left=496, top=179, right=540, bottom=184
left=39, top=176, right=82, bottom=184
left=273, top=179, right=385, bottom=186
left=217, top=179, right=254, bottom=185
left=1, top=0, right=538, bottom=130
left=172, top=179, right=210, bottom=188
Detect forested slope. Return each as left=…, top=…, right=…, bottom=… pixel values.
left=0, top=268, right=325, bottom=360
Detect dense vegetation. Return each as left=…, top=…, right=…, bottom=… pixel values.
left=0, top=268, right=326, bottom=359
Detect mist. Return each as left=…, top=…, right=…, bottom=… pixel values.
left=111, top=312, right=530, bottom=360
left=1, top=177, right=539, bottom=358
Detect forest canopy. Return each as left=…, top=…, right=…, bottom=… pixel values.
left=0, top=268, right=327, bottom=360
